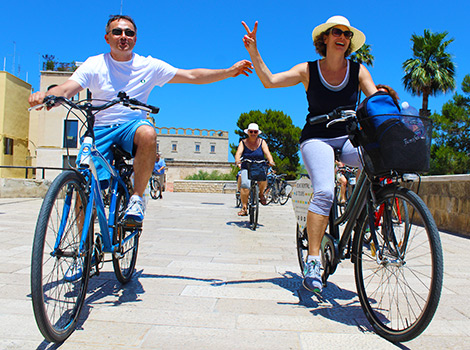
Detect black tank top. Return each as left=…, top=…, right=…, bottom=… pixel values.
left=300, top=59, right=360, bottom=143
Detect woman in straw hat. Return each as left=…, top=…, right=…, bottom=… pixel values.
left=235, top=122, right=275, bottom=216
left=242, top=15, right=378, bottom=293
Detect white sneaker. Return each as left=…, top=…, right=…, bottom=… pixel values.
left=123, top=195, right=144, bottom=225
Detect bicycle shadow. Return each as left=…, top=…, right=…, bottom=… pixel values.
left=34, top=270, right=147, bottom=349
left=226, top=220, right=265, bottom=230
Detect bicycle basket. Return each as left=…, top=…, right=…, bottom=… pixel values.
left=357, top=114, right=432, bottom=176
left=247, top=161, right=267, bottom=181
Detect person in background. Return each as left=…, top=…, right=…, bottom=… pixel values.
left=153, top=152, right=166, bottom=198
left=234, top=123, right=275, bottom=216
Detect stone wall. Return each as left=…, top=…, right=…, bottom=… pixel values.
left=173, top=180, right=232, bottom=193
left=407, top=174, right=470, bottom=236
left=0, top=178, right=51, bottom=198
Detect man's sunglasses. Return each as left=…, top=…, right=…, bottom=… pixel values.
left=111, top=28, right=136, bottom=37
left=329, top=27, right=354, bottom=39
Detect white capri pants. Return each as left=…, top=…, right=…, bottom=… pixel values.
left=300, top=136, right=361, bottom=216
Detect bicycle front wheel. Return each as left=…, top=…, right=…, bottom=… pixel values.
left=112, top=190, right=140, bottom=283
left=249, top=184, right=259, bottom=230
left=149, top=176, right=162, bottom=200
left=31, top=170, right=93, bottom=343
left=278, top=182, right=291, bottom=205
left=353, top=186, right=443, bottom=342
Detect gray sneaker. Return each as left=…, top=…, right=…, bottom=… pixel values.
left=303, top=259, right=323, bottom=293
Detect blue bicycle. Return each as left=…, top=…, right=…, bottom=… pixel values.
left=30, top=92, right=159, bottom=342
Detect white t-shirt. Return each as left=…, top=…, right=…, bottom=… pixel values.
left=70, top=53, right=178, bottom=126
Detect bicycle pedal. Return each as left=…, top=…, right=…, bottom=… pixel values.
left=120, top=219, right=143, bottom=229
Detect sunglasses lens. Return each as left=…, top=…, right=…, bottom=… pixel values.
left=111, top=28, right=135, bottom=37
left=331, top=28, right=353, bottom=39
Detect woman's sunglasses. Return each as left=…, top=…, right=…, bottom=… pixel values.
left=329, top=27, right=354, bottom=40
left=111, top=28, right=136, bottom=37
left=248, top=130, right=258, bottom=134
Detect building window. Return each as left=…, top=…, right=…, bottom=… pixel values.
left=156, top=142, right=160, bottom=153
left=63, top=120, right=78, bottom=148
left=171, top=142, right=178, bottom=152
left=210, top=144, right=216, bottom=153
left=4, top=138, right=13, bottom=155
left=195, top=143, right=201, bottom=153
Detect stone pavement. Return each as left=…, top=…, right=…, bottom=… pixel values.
left=0, top=192, right=469, bottom=349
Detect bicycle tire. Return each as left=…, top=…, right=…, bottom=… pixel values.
left=149, top=176, right=162, bottom=200
left=278, top=181, right=290, bottom=205
left=262, top=186, right=273, bottom=205
left=235, top=192, right=241, bottom=208
left=112, top=189, right=140, bottom=283
left=296, top=224, right=308, bottom=275
left=352, top=186, right=443, bottom=342
left=31, top=170, right=93, bottom=343
left=249, top=184, right=259, bottom=230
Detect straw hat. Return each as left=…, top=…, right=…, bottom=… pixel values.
left=312, top=15, right=366, bottom=53
left=244, top=123, right=262, bottom=135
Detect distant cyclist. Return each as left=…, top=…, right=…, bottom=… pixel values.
left=234, top=123, right=275, bottom=216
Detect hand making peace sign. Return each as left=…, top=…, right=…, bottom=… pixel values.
left=242, top=21, right=258, bottom=53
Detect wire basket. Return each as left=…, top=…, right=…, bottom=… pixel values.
left=358, top=114, right=432, bottom=176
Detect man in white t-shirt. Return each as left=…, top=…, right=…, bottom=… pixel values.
left=29, top=15, right=253, bottom=225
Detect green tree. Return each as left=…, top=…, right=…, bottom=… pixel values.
left=402, top=29, right=456, bottom=116
left=429, top=74, right=470, bottom=174
left=350, top=44, right=374, bottom=67
left=231, top=109, right=301, bottom=179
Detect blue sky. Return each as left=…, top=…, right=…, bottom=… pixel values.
left=2, top=1, right=469, bottom=161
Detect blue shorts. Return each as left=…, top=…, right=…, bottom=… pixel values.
left=85, top=119, right=154, bottom=186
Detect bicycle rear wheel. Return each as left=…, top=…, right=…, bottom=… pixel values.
left=149, top=176, right=162, bottom=200
left=278, top=181, right=291, bottom=205
left=353, top=186, right=443, bottom=342
left=112, top=189, right=140, bottom=283
left=249, top=184, right=259, bottom=230
left=31, top=170, right=93, bottom=343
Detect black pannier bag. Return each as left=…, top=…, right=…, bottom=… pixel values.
left=247, top=161, right=267, bottom=181
left=355, top=91, right=432, bottom=176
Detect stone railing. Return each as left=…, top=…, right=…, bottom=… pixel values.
left=407, top=174, right=470, bottom=236
left=173, top=180, right=231, bottom=193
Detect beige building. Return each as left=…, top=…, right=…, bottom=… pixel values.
left=155, top=127, right=232, bottom=184
left=0, top=71, right=32, bottom=178
left=29, top=71, right=88, bottom=180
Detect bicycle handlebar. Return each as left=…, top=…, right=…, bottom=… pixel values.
left=308, top=105, right=356, bottom=126
left=28, top=91, right=160, bottom=115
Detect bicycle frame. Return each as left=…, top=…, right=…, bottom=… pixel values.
left=55, top=136, right=135, bottom=261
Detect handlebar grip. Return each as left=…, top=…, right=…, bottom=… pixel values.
left=308, top=114, right=330, bottom=125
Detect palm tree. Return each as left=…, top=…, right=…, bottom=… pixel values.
left=402, top=30, right=455, bottom=116
left=350, top=44, right=374, bottom=67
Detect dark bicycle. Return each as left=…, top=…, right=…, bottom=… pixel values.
left=263, top=173, right=292, bottom=205
left=149, top=174, right=162, bottom=199
left=29, top=92, right=159, bottom=343
left=241, top=158, right=268, bottom=230
left=293, top=106, right=443, bottom=342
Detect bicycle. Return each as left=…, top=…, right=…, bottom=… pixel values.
left=29, top=92, right=159, bottom=343
left=334, top=160, right=358, bottom=216
left=241, top=158, right=268, bottom=231
left=149, top=174, right=162, bottom=199
left=263, top=174, right=292, bottom=205
left=293, top=107, right=443, bottom=342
